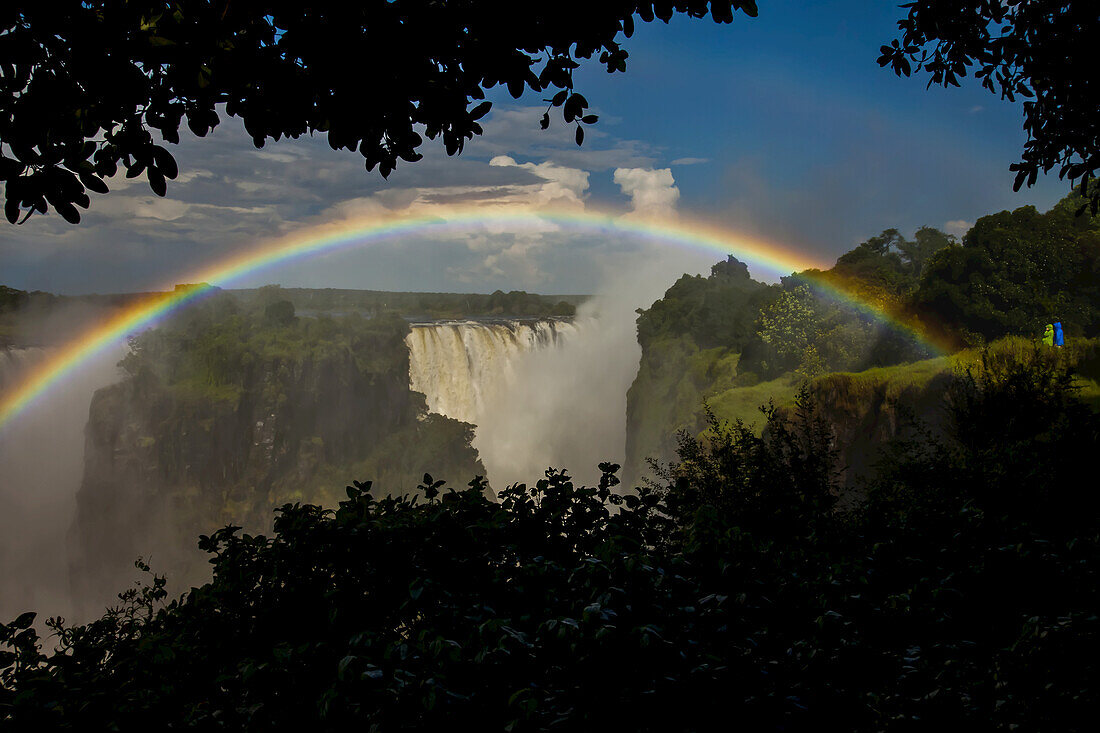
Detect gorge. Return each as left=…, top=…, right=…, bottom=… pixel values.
left=1, top=295, right=617, bottom=620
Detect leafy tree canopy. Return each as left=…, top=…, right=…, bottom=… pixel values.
left=880, top=0, right=1100, bottom=211
left=3, top=1, right=1094, bottom=225
left=0, top=1, right=758, bottom=224
left=636, top=255, right=775, bottom=351
left=913, top=185, right=1100, bottom=345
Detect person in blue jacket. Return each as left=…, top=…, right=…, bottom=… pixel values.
left=1054, top=321, right=1065, bottom=347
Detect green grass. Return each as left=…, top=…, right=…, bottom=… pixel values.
left=705, top=337, right=1100, bottom=436
left=705, top=375, right=801, bottom=434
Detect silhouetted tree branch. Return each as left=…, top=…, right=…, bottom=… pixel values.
left=880, top=0, right=1100, bottom=211
left=0, top=1, right=758, bottom=224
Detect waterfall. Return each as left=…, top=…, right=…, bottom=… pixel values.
left=405, top=311, right=637, bottom=489
left=406, top=319, right=579, bottom=424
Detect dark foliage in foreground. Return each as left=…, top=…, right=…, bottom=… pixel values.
left=3, top=351, right=1099, bottom=730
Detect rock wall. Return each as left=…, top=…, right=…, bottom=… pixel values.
left=71, top=320, right=483, bottom=613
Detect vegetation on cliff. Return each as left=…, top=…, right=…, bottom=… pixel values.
left=913, top=187, right=1100, bottom=345
left=627, top=186, right=1100, bottom=483
left=71, top=292, right=485, bottom=605
left=4, top=347, right=1098, bottom=730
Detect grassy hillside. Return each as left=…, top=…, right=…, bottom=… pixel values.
left=629, top=337, right=1100, bottom=486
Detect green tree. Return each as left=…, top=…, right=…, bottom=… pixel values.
left=912, top=186, right=1100, bottom=344
left=756, top=284, right=821, bottom=366
left=635, top=255, right=774, bottom=351
left=5, top=346, right=1099, bottom=729
left=263, top=299, right=297, bottom=327
left=5, top=2, right=1095, bottom=224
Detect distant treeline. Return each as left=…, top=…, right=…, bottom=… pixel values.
left=0, top=285, right=586, bottom=348
left=0, top=286, right=164, bottom=348
left=640, top=183, right=1100, bottom=380
left=235, top=286, right=584, bottom=320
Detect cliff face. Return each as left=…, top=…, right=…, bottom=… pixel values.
left=71, top=309, right=484, bottom=611
left=625, top=337, right=742, bottom=484
left=626, top=347, right=955, bottom=491
left=771, top=366, right=955, bottom=494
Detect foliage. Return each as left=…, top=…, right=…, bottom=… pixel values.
left=833, top=226, right=955, bottom=288
left=635, top=255, right=776, bottom=352
left=626, top=256, right=775, bottom=480
left=880, top=0, right=1100, bottom=210
left=263, top=299, right=297, bottom=328
left=83, top=290, right=484, bottom=596
left=912, top=186, right=1100, bottom=345
left=625, top=242, right=945, bottom=481
left=123, top=292, right=412, bottom=388
left=0, top=1, right=758, bottom=223
left=756, top=284, right=821, bottom=365
left=247, top=285, right=582, bottom=319
left=4, top=349, right=1099, bottom=729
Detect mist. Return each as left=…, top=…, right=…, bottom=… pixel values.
left=0, top=341, right=128, bottom=625
left=472, top=256, right=690, bottom=488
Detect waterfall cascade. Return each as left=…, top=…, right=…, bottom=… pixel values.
left=404, top=315, right=637, bottom=489
left=406, top=319, right=579, bottom=424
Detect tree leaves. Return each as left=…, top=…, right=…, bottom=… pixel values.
left=11, top=612, right=35, bottom=630
left=0, top=2, right=755, bottom=225
left=885, top=0, right=1100, bottom=212
left=5, top=352, right=1099, bottom=727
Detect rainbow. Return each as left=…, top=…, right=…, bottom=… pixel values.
left=0, top=208, right=940, bottom=430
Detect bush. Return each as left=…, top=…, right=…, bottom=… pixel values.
left=3, top=351, right=1099, bottom=730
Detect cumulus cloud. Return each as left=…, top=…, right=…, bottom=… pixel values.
left=487, top=156, right=589, bottom=209
left=613, top=167, right=680, bottom=221
left=945, top=219, right=973, bottom=236
left=292, top=154, right=595, bottom=288
left=96, top=195, right=193, bottom=222
left=1, top=105, right=675, bottom=295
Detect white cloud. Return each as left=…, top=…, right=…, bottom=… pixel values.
left=488, top=156, right=589, bottom=209
left=945, top=219, right=973, bottom=236
left=1, top=110, right=669, bottom=295
left=97, top=195, right=193, bottom=222
left=291, top=156, right=596, bottom=287
left=613, top=167, right=680, bottom=221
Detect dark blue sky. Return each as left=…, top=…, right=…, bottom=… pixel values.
left=559, top=1, right=1063, bottom=245
left=0, top=2, right=1069, bottom=295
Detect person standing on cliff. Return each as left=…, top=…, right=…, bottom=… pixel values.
left=1054, top=321, right=1065, bottom=347
left=1043, top=323, right=1054, bottom=346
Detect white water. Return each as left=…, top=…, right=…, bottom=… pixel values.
left=406, top=309, right=640, bottom=488
left=0, top=345, right=127, bottom=624
left=407, top=320, right=579, bottom=423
